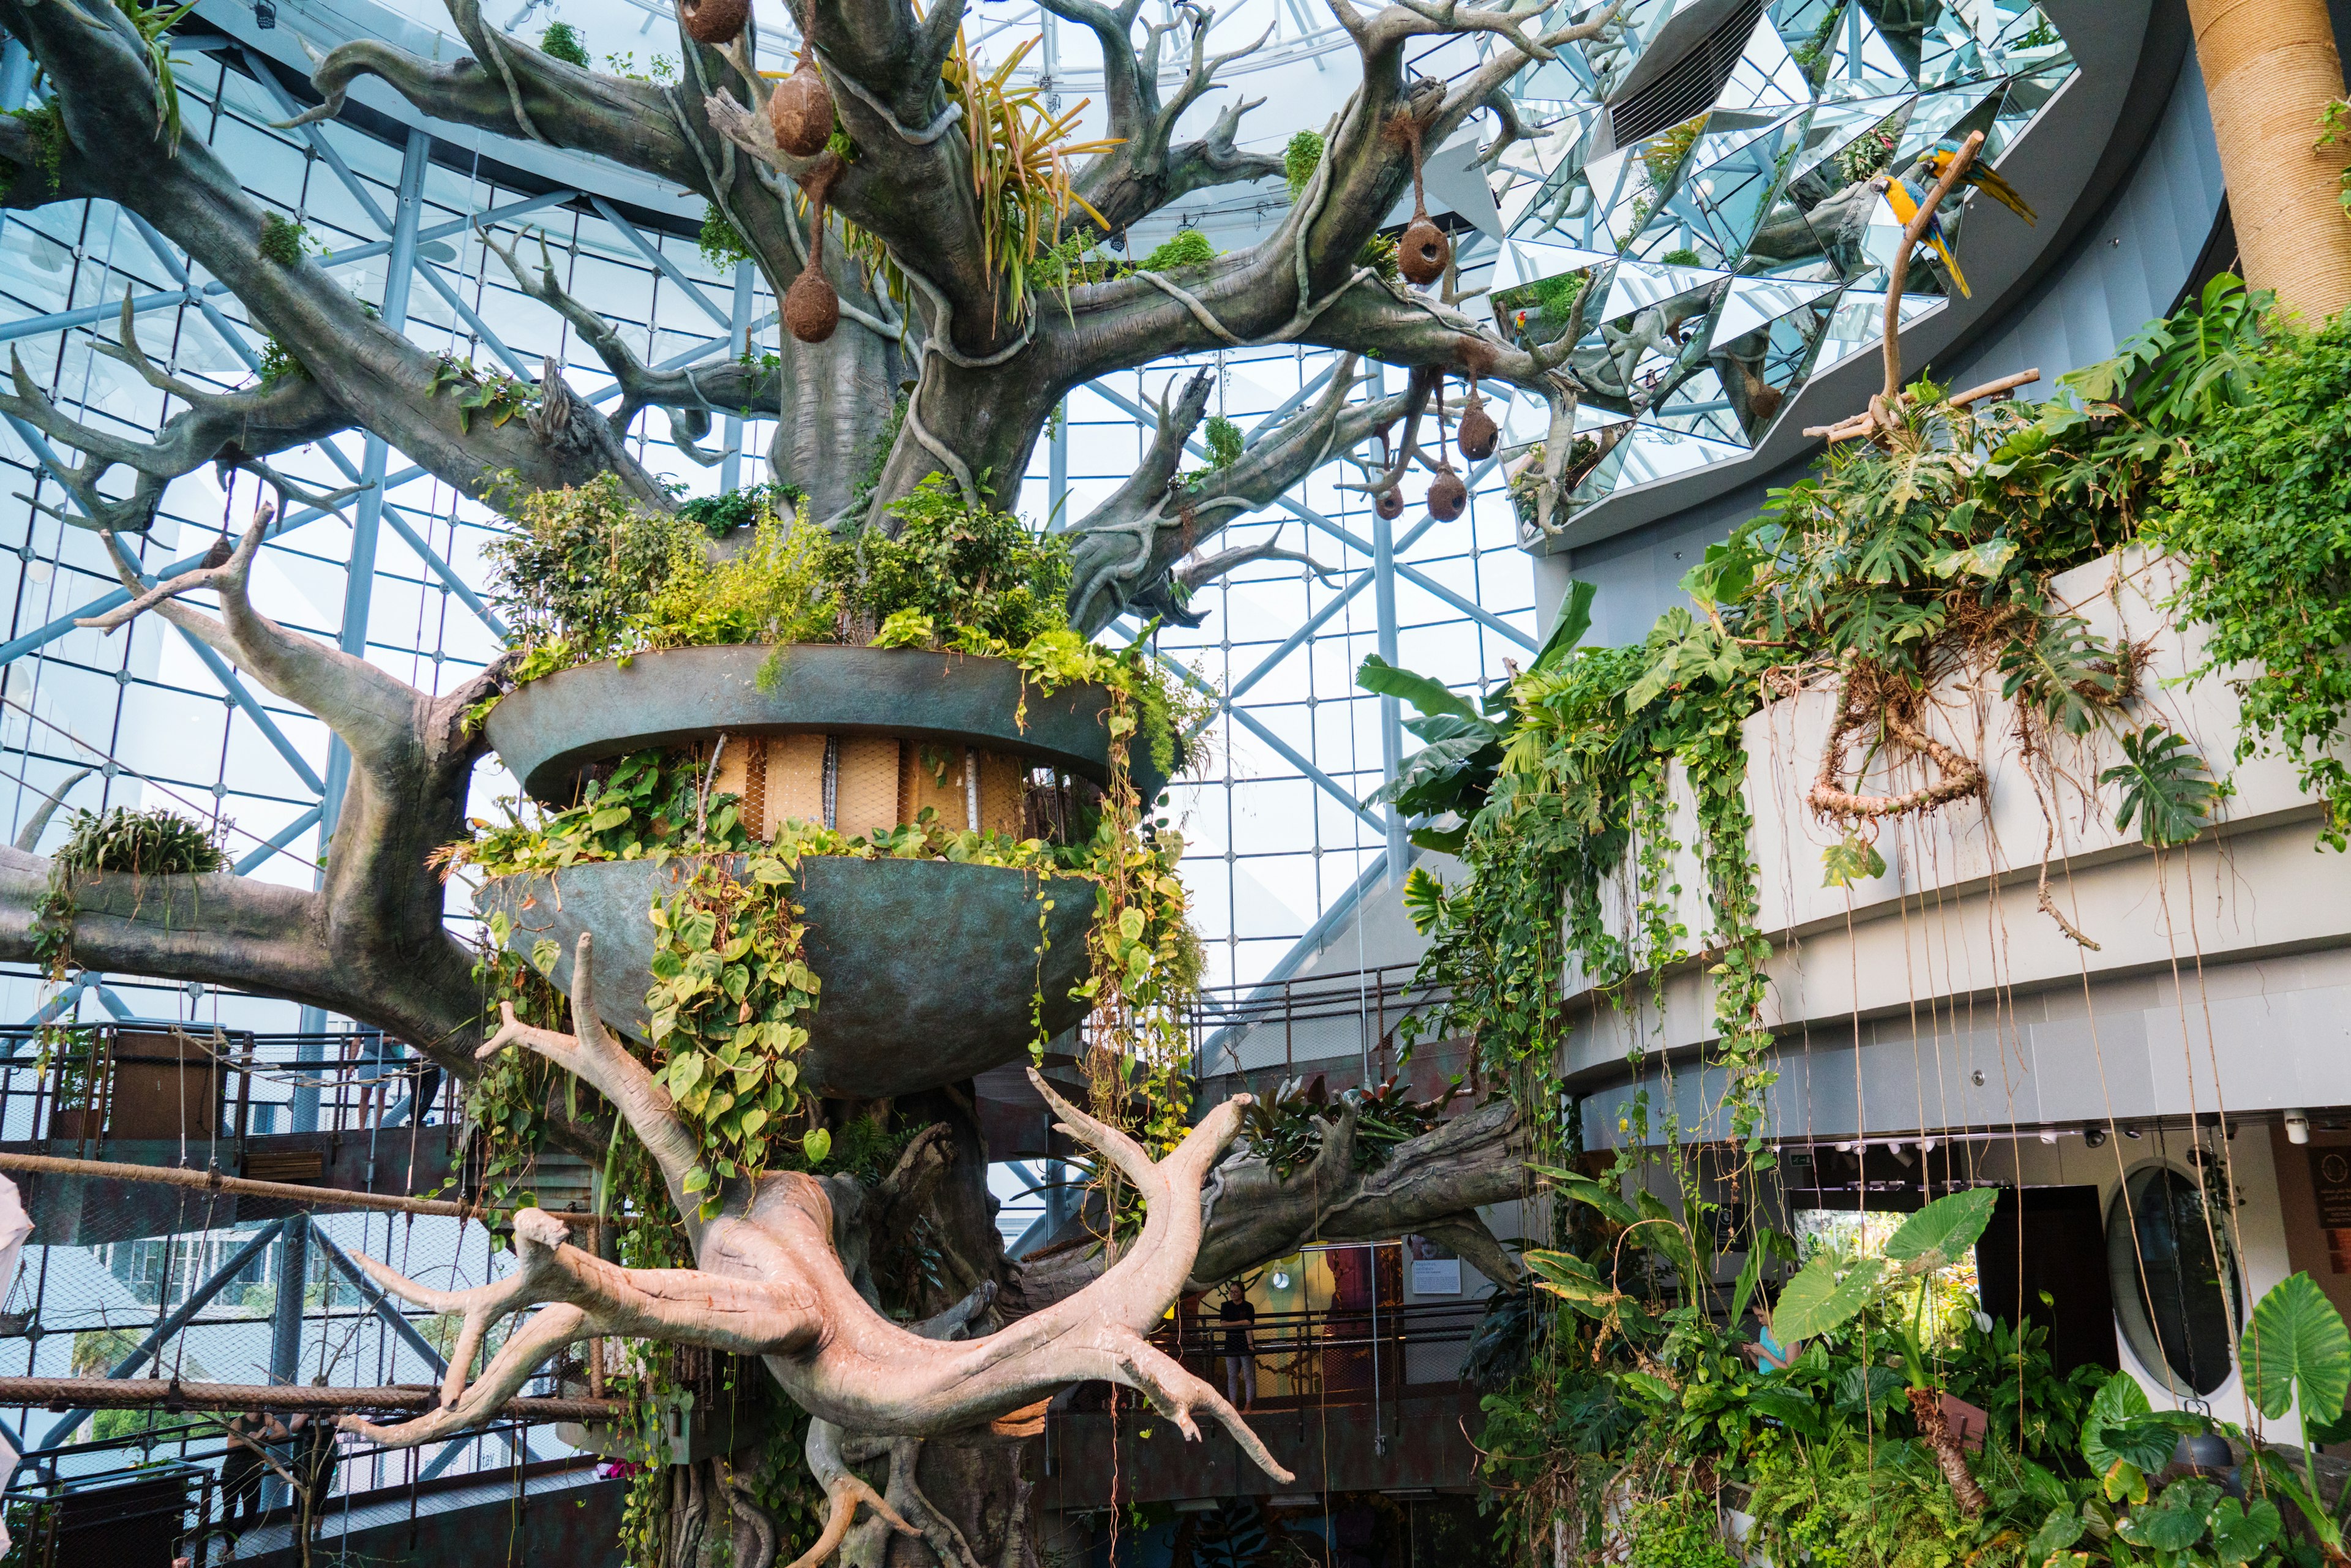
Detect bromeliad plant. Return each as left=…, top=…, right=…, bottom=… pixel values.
left=1235, top=1071, right=1460, bottom=1179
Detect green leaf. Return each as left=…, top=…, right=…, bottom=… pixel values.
left=2096, top=1416, right=2183, bottom=1476
left=1524, top=1250, right=1618, bottom=1315
left=1530, top=579, right=1597, bottom=673
left=588, top=804, right=633, bottom=831
left=1401, top=865, right=1447, bottom=934
left=1355, top=654, right=1480, bottom=721
left=2101, top=725, right=2216, bottom=848
left=1820, top=833, right=1886, bottom=888
left=1528, top=1165, right=1636, bottom=1226
left=2208, top=1497, right=2282, bottom=1566
left=802, top=1126, right=833, bottom=1166
left=2082, top=1369, right=2153, bottom=1476
left=2116, top=1478, right=2219, bottom=1551
left=2241, top=1271, right=2351, bottom=1422
left=1883, top=1187, right=1998, bottom=1269
left=1770, top=1253, right=1886, bottom=1340
left=2028, top=1507, right=2088, bottom=1561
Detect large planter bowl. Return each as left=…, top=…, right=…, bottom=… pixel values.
left=476, top=855, right=1093, bottom=1098
left=484, top=643, right=1172, bottom=808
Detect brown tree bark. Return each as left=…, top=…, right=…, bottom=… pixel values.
left=2188, top=0, right=2351, bottom=320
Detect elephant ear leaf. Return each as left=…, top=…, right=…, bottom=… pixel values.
left=1770, top=1253, right=1885, bottom=1341
left=1884, top=1188, right=1999, bottom=1271
left=2241, top=1272, right=2351, bottom=1422
left=1531, top=579, right=1597, bottom=673
left=2082, top=1368, right=2153, bottom=1481
left=1355, top=655, right=1480, bottom=721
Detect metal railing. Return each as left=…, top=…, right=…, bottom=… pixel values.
left=1171, top=962, right=1449, bottom=1083
left=0, top=1023, right=460, bottom=1150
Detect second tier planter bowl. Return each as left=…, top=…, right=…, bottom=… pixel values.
left=476, top=645, right=1156, bottom=1097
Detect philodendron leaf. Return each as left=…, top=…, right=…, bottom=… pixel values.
left=1524, top=1250, right=1619, bottom=1316
left=2082, top=1368, right=2152, bottom=1477
left=1770, top=1253, right=1886, bottom=1341
left=2027, top=1506, right=2087, bottom=1560
left=801, top=1126, right=833, bottom=1167
left=2208, top=1497, right=2282, bottom=1566
left=1883, top=1187, right=1998, bottom=1270
left=2241, top=1271, right=2351, bottom=1422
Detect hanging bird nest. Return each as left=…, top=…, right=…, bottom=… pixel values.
left=770, top=58, right=835, bottom=160
left=678, top=0, right=747, bottom=46
left=1457, top=383, right=1497, bottom=462
left=785, top=154, right=844, bottom=345
left=1427, top=466, right=1466, bottom=521
left=1374, top=487, right=1405, bottom=520
left=1395, top=113, right=1450, bottom=287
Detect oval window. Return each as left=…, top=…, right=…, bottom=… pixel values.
left=2106, top=1165, right=2239, bottom=1397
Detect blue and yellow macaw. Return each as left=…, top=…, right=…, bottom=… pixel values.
left=1880, top=173, right=1974, bottom=298
left=1880, top=144, right=2038, bottom=301
left=1916, top=143, right=2039, bottom=227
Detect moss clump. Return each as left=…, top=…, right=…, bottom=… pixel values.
left=1283, top=130, right=1324, bottom=200
left=1138, top=228, right=1215, bottom=272
left=539, top=21, right=590, bottom=65
left=2, top=101, right=67, bottom=198
left=258, top=211, right=309, bottom=268
left=257, top=336, right=306, bottom=383
left=677, top=479, right=806, bottom=538
left=697, top=204, right=752, bottom=271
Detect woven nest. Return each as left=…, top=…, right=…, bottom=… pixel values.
left=1399, top=218, right=1449, bottom=285
left=1427, top=467, right=1467, bottom=521
left=770, top=62, right=835, bottom=159
left=786, top=268, right=841, bottom=343
left=679, top=0, right=746, bottom=45
left=1457, top=394, right=1497, bottom=461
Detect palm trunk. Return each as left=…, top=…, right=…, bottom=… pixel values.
left=1907, top=1386, right=1986, bottom=1515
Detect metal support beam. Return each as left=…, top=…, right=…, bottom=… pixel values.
left=320, top=129, right=429, bottom=852
left=589, top=195, right=732, bottom=329
left=169, top=627, right=328, bottom=795
left=721, top=259, right=752, bottom=491
left=380, top=503, right=508, bottom=640
left=1370, top=397, right=1408, bottom=883
left=36, top=1220, right=286, bottom=1450
left=263, top=1212, right=311, bottom=1509
left=233, top=803, right=324, bottom=876
left=1146, top=644, right=1389, bottom=833
left=1048, top=400, right=1068, bottom=527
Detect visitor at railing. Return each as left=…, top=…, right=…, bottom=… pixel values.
left=1217, top=1281, right=1258, bottom=1411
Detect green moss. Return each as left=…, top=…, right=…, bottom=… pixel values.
left=677, top=479, right=806, bottom=538
left=1138, top=228, right=1215, bottom=272
left=257, top=335, right=306, bottom=383
left=2, top=101, right=67, bottom=198
left=1283, top=129, right=1324, bottom=201
left=539, top=21, right=590, bottom=66
left=1202, top=414, right=1242, bottom=470
left=258, top=211, right=310, bottom=268
left=697, top=205, right=753, bottom=271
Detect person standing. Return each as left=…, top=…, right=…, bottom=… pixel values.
left=287, top=1409, right=339, bottom=1534
left=1217, top=1283, right=1258, bottom=1410
left=216, top=1409, right=273, bottom=1544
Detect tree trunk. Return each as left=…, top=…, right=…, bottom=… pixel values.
left=2187, top=0, right=2351, bottom=320
left=1906, top=1386, right=1986, bottom=1515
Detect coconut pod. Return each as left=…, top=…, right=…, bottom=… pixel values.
left=679, top=0, right=747, bottom=45
left=770, top=61, right=835, bottom=160
left=786, top=266, right=840, bottom=343
left=1427, top=467, right=1467, bottom=521
left=1457, top=391, right=1497, bottom=462
left=1374, top=487, right=1405, bottom=520
left=1400, top=217, right=1449, bottom=286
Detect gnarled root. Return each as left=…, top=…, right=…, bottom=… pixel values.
left=1808, top=659, right=1984, bottom=822
left=338, top=931, right=1292, bottom=1480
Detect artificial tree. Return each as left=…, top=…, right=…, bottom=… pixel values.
left=0, top=0, right=1619, bottom=1559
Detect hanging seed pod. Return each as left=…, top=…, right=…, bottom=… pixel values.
left=679, top=0, right=748, bottom=46
left=770, top=59, right=835, bottom=160
left=786, top=268, right=839, bottom=343
left=785, top=154, right=843, bottom=344
left=1399, top=218, right=1449, bottom=285
left=1374, top=487, right=1405, bottom=520
left=1457, top=389, right=1497, bottom=462
left=1427, top=466, right=1467, bottom=521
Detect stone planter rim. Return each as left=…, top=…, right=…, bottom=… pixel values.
left=483, top=643, right=1172, bottom=806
